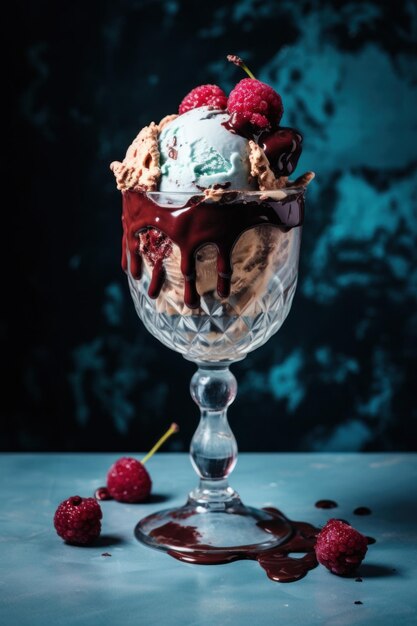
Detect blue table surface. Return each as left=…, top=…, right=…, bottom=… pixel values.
left=1, top=453, right=416, bottom=626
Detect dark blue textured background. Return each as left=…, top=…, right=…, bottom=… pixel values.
left=5, top=0, right=417, bottom=452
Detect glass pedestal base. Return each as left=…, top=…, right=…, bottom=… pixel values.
left=135, top=498, right=292, bottom=564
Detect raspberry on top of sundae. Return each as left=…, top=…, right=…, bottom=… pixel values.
left=110, top=56, right=314, bottom=312
left=111, top=54, right=313, bottom=195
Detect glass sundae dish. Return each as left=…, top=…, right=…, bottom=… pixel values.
left=111, top=58, right=314, bottom=563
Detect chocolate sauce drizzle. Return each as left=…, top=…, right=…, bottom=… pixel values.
left=259, top=127, right=303, bottom=176
left=149, top=507, right=319, bottom=583
left=221, top=112, right=302, bottom=176
left=122, top=190, right=304, bottom=309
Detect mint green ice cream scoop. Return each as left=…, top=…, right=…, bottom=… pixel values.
left=158, top=107, right=254, bottom=192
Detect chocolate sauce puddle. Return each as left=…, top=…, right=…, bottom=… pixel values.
left=353, top=506, right=372, bottom=516
left=315, top=499, right=338, bottom=509
left=149, top=521, right=204, bottom=548
left=149, top=507, right=319, bottom=583
left=122, top=191, right=304, bottom=309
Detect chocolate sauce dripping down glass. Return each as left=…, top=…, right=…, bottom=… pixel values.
left=122, top=190, right=304, bottom=308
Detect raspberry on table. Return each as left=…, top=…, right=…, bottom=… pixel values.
left=179, top=84, right=228, bottom=115
left=54, top=496, right=102, bottom=545
left=227, top=78, right=283, bottom=129
left=107, top=457, right=152, bottom=503
left=315, top=519, right=368, bottom=576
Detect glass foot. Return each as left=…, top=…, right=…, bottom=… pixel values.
left=135, top=499, right=292, bottom=564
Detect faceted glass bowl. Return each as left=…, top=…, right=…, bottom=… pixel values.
left=127, top=191, right=302, bottom=362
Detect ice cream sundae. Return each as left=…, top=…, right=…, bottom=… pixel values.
left=109, top=57, right=316, bottom=567
left=110, top=56, right=313, bottom=362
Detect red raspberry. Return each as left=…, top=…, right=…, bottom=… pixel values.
left=139, top=228, right=172, bottom=267
left=315, top=519, right=368, bottom=576
left=54, top=496, right=102, bottom=545
left=179, top=84, right=227, bottom=114
left=107, top=457, right=152, bottom=503
left=227, top=78, right=283, bottom=129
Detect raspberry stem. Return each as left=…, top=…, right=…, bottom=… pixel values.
left=227, top=54, right=256, bottom=79
left=141, top=423, right=179, bottom=464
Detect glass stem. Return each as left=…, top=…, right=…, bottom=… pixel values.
left=188, top=363, right=240, bottom=509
